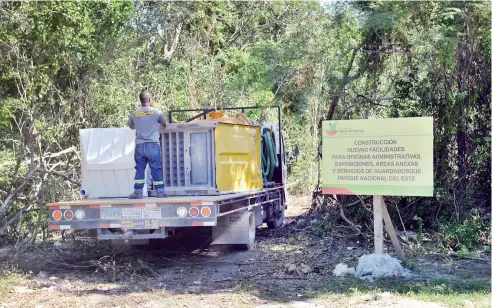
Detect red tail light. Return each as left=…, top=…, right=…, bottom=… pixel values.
left=64, top=210, right=73, bottom=220
left=189, top=207, right=199, bottom=217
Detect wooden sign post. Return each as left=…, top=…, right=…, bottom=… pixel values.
left=321, top=117, right=434, bottom=259
left=373, top=195, right=384, bottom=254
left=373, top=195, right=405, bottom=259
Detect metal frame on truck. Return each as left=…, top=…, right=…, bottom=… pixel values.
left=168, top=105, right=284, bottom=187
left=48, top=106, right=286, bottom=249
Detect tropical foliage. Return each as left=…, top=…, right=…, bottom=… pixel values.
left=0, top=1, right=489, bottom=248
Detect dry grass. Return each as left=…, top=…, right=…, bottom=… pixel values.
left=0, top=196, right=489, bottom=308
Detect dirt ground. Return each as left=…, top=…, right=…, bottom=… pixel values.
left=0, top=196, right=490, bottom=308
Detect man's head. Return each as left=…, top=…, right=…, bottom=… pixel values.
left=139, top=90, right=153, bottom=106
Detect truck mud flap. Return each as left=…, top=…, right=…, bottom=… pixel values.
left=211, top=210, right=255, bottom=248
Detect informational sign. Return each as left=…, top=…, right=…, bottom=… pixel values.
left=322, top=117, right=433, bottom=197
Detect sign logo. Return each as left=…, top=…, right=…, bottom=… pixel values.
left=325, top=122, right=339, bottom=136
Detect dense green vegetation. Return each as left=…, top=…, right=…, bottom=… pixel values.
left=0, top=1, right=490, bottom=249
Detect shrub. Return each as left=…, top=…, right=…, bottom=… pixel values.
left=439, top=215, right=491, bottom=250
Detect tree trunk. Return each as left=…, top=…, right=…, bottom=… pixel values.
left=326, top=47, right=360, bottom=120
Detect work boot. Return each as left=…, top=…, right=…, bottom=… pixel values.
left=128, top=192, right=143, bottom=199
left=156, top=191, right=166, bottom=198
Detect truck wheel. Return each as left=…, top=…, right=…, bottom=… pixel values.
left=267, top=203, right=284, bottom=229
left=237, top=211, right=256, bottom=251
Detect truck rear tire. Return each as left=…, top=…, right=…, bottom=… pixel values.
left=267, top=210, right=284, bottom=229
left=267, top=198, right=285, bottom=229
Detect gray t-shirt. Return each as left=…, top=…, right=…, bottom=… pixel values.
left=127, top=106, right=166, bottom=144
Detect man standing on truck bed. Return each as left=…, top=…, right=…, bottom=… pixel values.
left=127, top=90, right=166, bottom=199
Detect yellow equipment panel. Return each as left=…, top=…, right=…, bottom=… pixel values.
left=214, top=123, right=263, bottom=193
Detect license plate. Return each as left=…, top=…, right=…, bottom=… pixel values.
left=143, top=208, right=161, bottom=219
left=122, top=208, right=142, bottom=219
left=100, top=208, right=122, bottom=220
left=122, top=220, right=159, bottom=229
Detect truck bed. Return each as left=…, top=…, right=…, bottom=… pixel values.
left=48, top=187, right=284, bottom=232
left=49, top=190, right=264, bottom=207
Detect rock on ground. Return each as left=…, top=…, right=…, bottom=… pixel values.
left=355, top=254, right=409, bottom=281
left=333, top=263, right=355, bottom=277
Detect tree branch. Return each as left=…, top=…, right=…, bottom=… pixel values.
left=338, top=202, right=361, bottom=234
left=0, top=198, right=36, bottom=234
left=356, top=94, right=393, bottom=105
left=326, top=47, right=361, bottom=120
left=346, top=72, right=361, bottom=84
left=0, top=178, right=31, bottom=217
left=0, top=146, right=76, bottom=168
left=163, top=22, right=182, bottom=61
left=34, top=168, right=80, bottom=186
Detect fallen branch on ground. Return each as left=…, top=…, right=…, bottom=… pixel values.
left=337, top=202, right=361, bottom=234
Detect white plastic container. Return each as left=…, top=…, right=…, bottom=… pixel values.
left=79, top=127, right=148, bottom=198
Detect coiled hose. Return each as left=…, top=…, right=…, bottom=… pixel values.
left=261, top=129, right=278, bottom=182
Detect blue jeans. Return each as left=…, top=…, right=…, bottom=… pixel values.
left=134, top=143, right=164, bottom=193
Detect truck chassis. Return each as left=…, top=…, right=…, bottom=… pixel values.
left=49, top=186, right=284, bottom=249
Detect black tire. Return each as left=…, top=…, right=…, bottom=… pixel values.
left=267, top=199, right=285, bottom=229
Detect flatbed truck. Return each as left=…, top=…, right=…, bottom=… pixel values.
left=49, top=106, right=287, bottom=250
